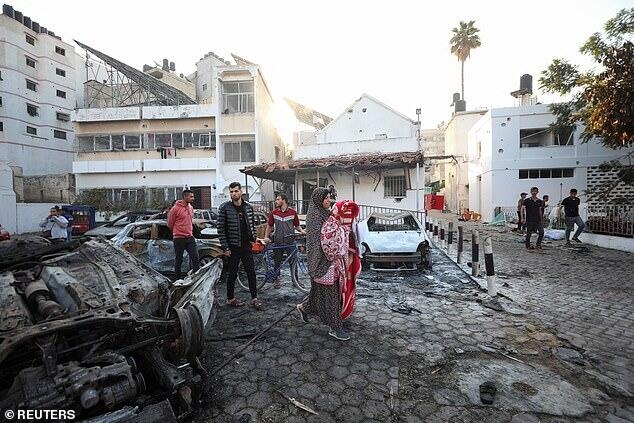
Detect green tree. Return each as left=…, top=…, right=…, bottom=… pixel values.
left=450, top=20, right=482, bottom=101
left=539, top=8, right=634, bottom=202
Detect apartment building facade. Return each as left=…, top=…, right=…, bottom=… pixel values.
left=0, top=4, right=77, bottom=177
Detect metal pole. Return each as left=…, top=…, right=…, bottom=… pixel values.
left=244, top=173, right=249, bottom=199
left=351, top=167, right=356, bottom=202
left=416, top=163, right=420, bottom=215
left=457, top=225, right=464, bottom=264
left=448, top=222, right=454, bottom=255
left=433, top=221, right=439, bottom=243
left=484, top=236, right=497, bottom=296
left=471, top=230, right=480, bottom=276
left=440, top=222, right=445, bottom=250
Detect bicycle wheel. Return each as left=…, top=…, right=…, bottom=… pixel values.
left=290, top=253, right=311, bottom=292
left=237, top=252, right=267, bottom=292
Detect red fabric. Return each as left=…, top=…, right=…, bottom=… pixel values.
left=332, top=200, right=361, bottom=320
left=167, top=200, right=193, bottom=238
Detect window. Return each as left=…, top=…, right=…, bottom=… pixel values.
left=553, top=126, right=574, bottom=146
left=25, top=34, right=35, bottom=45
left=94, top=136, right=111, bottom=151
left=0, top=122, right=3, bottom=131
left=26, top=103, right=38, bottom=117
left=0, top=96, right=2, bottom=106
left=53, top=130, right=67, bottom=140
left=520, top=126, right=575, bottom=147
left=224, top=140, right=255, bottom=162
left=56, top=112, right=70, bottom=122
left=124, top=135, right=141, bottom=149
left=111, top=135, right=124, bottom=150
left=202, top=83, right=207, bottom=91
left=222, top=80, right=255, bottom=113
left=26, top=126, right=37, bottom=135
left=26, top=79, right=37, bottom=91
left=25, top=56, right=36, bottom=68
left=384, top=175, right=406, bottom=198
left=56, top=90, right=66, bottom=98
left=77, top=136, right=94, bottom=151
left=55, top=46, right=66, bottom=56
left=518, top=168, right=574, bottom=179
left=56, top=68, right=66, bottom=77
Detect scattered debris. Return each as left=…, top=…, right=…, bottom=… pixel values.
left=206, top=332, right=257, bottom=342
left=555, top=347, right=586, bottom=366
left=431, top=367, right=442, bottom=374
left=277, top=390, right=319, bottom=416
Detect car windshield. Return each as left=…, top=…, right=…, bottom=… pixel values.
left=366, top=214, right=420, bottom=232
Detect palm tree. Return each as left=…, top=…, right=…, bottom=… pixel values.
left=450, top=20, right=481, bottom=101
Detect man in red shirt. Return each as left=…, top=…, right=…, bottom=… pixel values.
left=264, top=194, right=305, bottom=288
left=167, top=189, right=200, bottom=279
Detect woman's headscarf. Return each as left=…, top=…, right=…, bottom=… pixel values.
left=306, top=187, right=332, bottom=278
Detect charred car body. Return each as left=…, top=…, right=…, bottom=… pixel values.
left=357, top=212, right=433, bottom=270
left=0, top=237, right=222, bottom=422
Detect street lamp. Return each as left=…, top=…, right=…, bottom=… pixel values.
left=415, top=108, right=421, bottom=141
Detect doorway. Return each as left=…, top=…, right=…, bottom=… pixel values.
left=301, top=178, right=327, bottom=213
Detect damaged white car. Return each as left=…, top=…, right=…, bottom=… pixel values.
left=357, top=212, right=432, bottom=271
left=0, top=237, right=222, bottom=421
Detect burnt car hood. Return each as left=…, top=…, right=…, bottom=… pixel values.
left=0, top=238, right=222, bottom=421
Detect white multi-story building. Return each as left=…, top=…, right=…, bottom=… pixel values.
left=72, top=45, right=282, bottom=209
left=467, top=103, right=634, bottom=222
left=0, top=4, right=77, bottom=176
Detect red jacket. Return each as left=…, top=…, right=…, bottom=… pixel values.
left=167, top=200, right=194, bottom=238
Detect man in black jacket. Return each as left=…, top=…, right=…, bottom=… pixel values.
left=218, top=182, right=262, bottom=309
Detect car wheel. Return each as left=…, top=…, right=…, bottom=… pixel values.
left=361, top=243, right=371, bottom=271
left=417, top=244, right=432, bottom=270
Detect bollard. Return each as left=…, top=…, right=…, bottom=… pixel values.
left=457, top=226, right=464, bottom=264
left=440, top=222, right=445, bottom=249
left=448, top=222, right=454, bottom=255
left=483, top=236, right=497, bottom=296
left=471, top=230, right=480, bottom=276
left=433, top=221, right=439, bottom=243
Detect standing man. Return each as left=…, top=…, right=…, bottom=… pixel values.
left=558, top=188, right=585, bottom=244
left=541, top=194, right=549, bottom=226
left=515, top=192, right=527, bottom=232
left=60, top=207, right=74, bottom=241
left=328, top=184, right=337, bottom=201
left=167, top=189, right=200, bottom=280
left=263, top=194, right=305, bottom=288
left=218, top=182, right=262, bottom=309
left=40, top=207, right=68, bottom=243
left=521, top=187, right=544, bottom=250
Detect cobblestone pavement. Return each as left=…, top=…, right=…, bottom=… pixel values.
left=193, top=235, right=634, bottom=422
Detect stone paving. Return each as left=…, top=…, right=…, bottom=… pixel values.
left=192, top=232, right=634, bottom=422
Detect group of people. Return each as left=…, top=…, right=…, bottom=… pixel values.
left=517, top=187, right=585, bottom=249
left=40, top=206, right=73, bottom=242
left=166, top=184, right=357, bottom=341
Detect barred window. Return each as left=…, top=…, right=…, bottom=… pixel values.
left=384, top=175, right=406, bottom=198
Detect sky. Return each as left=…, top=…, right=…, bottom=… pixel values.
left=7, top=0, right=631, bottom=129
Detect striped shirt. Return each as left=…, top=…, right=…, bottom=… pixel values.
left=268, top=207, right=300, bottom=244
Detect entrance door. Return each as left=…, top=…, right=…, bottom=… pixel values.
left=190, top=186, right=212, bottom=209
left=301, top=178, right=327, bottom=213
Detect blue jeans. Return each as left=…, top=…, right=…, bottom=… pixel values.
left=565, top=216, right=585, bottom=240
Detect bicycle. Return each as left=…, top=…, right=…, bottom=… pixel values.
left=237, top=234, right=310, bottom=292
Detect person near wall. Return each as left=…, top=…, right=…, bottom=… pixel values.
left=521, top=187, right=544, bottom=250
left=296, top=188, right=352, bottom=341
left=60, top=207, right=74, bottom=241
left=541, top=195, right=549, bottom=226
left=515, top=192, right=527, bottom=232
left=218, top=182, right=263, bottom=309
left=263, top=193, right=305, bottom=288
left=558, top=188, right=585, bottom=244
left=167, top=190, right=200, bottom=280
left=40, top=207, right=68, bottom=243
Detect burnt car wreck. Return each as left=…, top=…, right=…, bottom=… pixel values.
left=0, top=238, right=222, bottom=422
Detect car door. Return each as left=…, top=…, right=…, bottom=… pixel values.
left=147, top=224, right=185, bottom=274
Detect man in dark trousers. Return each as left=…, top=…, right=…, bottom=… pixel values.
left=520, top=186, right=544, bottom=250
left=515, top=192, right=527, bottom=232
left=218, top=182, right=262, bottom=309
left=167, top=189, right=200, bottom=280
left=558, top=188, right=585, bottom=244
left=263, top=193, right=305, bottom=288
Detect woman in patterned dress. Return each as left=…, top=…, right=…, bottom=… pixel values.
left=296, top=187, right=351, bottom=341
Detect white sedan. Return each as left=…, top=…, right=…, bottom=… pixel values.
left=357, top=212, right=432, bottom=271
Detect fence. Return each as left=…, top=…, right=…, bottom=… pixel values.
left=586, top=205, right=634, bottom=238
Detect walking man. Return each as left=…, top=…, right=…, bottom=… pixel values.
left=218, top=182, right=262, bottom=309
left=515, top=192, right=527, bottom=232
left=521, top=187, right=544, bottom=250
left=40, top=207, right=69, bottom=243
left=263, top=194, right=305, bottom=288
left=558, top=188, right=585, bottom=244
left=167, top=189, right=200, bottom=280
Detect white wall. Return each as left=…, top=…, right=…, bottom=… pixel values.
left=76, top=169, right=216, bottom=189
left=296, top=137, right=419, bottom=159
left=0, top=13, right=76, bottom=176
left=467, top=104, right=634, bottom=221
left=16, top=202, right=60, bottom=234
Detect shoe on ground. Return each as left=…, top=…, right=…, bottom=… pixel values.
left=566, top=240, right=571, bottom=245
left=274, top=278, right=281, bottom=289
left=328, top=329, right=350, bottom=341
left=526, top=245, right=535, bottom=250
left=296, top=304, right=309, bottom=323
left=572, top=237, right=582, bottom=243
left=536, top=245, right=542, bottom=250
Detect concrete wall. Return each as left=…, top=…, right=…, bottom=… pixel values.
left=0, top=13, right=76, bottom=176
left=23, top=173, right=75, bottom=203
left=296, top=137, right=419, bottom=159
left=16, top=202, right=60, bottom=234
left=467, top=104, right=634, bottom=222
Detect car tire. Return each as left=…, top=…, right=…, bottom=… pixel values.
left=361, top=243, right=371, bottom=271
left=417, top=244, right=432, bottom=270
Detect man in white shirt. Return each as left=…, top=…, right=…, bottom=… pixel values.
left=40, top=207, right=69, bottom=243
